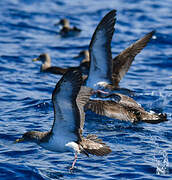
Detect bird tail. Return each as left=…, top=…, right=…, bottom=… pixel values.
left=80, top=134, right=111, bottom=156
left=141, top=112, right=167, bottom=124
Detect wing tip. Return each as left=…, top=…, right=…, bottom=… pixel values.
left=97, top=9, right=117, bottom=30
left=145, top=30, right=156, bottom=40
left=149, top=30, right=156, bottom=36
left=90, top=9, right=117, bottom=47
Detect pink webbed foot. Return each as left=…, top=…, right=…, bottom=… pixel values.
left=69, top=152, right=78, bottom=170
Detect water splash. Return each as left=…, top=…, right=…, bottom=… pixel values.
left=147, top=133, right=169, bottom=176
left=155, top=150, right=169, bottom=175
left=151, top=135, right=169, bottom=175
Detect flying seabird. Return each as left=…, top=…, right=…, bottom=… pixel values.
left=55, top=18, right=81, bottom=37
left=15, top=69, right=111, bottom=169
left=76, top=30, right=155, bottom=88
left=85, top=92, right=167, bottom=124
left=82, top=9, right=167, bottom=123
left=86, top=9, right=155, bottom=90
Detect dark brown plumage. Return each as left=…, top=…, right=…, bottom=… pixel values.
left=85, top=93, right=167, bottom=124
left=80, top=134, right=111, bottom=156
left=112, top=30, right=155, bottom=87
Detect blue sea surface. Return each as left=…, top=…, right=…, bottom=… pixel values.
left=0, top=0, right=172, bottom=179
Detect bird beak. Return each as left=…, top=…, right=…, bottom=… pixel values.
left=14, top=138, right=24, bottom=143
left=73, top=54, right=82, bottom=59
left=32, top=57, right=40, bottom=62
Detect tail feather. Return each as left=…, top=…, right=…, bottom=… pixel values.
left=80, top=134, right=111, bottom=156
left=141, top=112, right=167, bottom=124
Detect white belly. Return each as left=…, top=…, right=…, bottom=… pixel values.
left=40, top=135, right=78, bottom=153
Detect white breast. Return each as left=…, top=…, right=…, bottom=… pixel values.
left=40, top=135, right=78, bottom=153
left=65, top=142, right=80, bottom=154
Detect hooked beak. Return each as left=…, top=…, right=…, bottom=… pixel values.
left=32, top=57, right=40, bottom=62
left=14, top=138, right=24, bottom=144
left=73, top=54, right=83, bottom=59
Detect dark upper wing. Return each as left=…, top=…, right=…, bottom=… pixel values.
left=84, top=93, right=121, bottom=116
left=44, top=66, right=68, bottom=75
left=84, top=93, right=145, bottom=122
left=112, top=31, right=155, bottom=86
left=87, top=10, right=116, bottom=88
left=51, top=69, right=83, bottom=142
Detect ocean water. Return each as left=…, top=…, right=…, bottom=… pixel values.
left=0, top=0, right=172, bottom=179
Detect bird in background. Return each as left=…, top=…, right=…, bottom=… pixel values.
left=55, top=18, right=81, bottom=37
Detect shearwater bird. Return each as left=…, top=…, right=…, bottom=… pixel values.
left=32, top=53, right=88, bottom=80
left=81, top=9, right=167, bottom=123
left=32, top=53, right=68, bottom=75
left=15, top=69, right=111, bottom=169
left=55, top=18, right=81, bottom=37
left=76, top=30, right=155, bottom=88
left=85, top=92, right=167, bottom=124
left=86, top=9, right=155, bottom=91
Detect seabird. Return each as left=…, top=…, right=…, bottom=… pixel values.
left=82, top=9, right=167, bottom=123
left=85, top=92, right=167, bottom=124
left=32, top=53, right=68, bottom=75
left=76, top=30, right=155, bottom=88
left=32, top=53, right=88, bottom=80
left=86, top=9, right=155, bottom=90
left=15, top=69, right=111, bottom=169
left=76, top=30, right=155, bottom=89
left=55, top=18, right=81, bottom=37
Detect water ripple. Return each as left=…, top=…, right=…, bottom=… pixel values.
left=0, top=0, right=171, bottom=179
